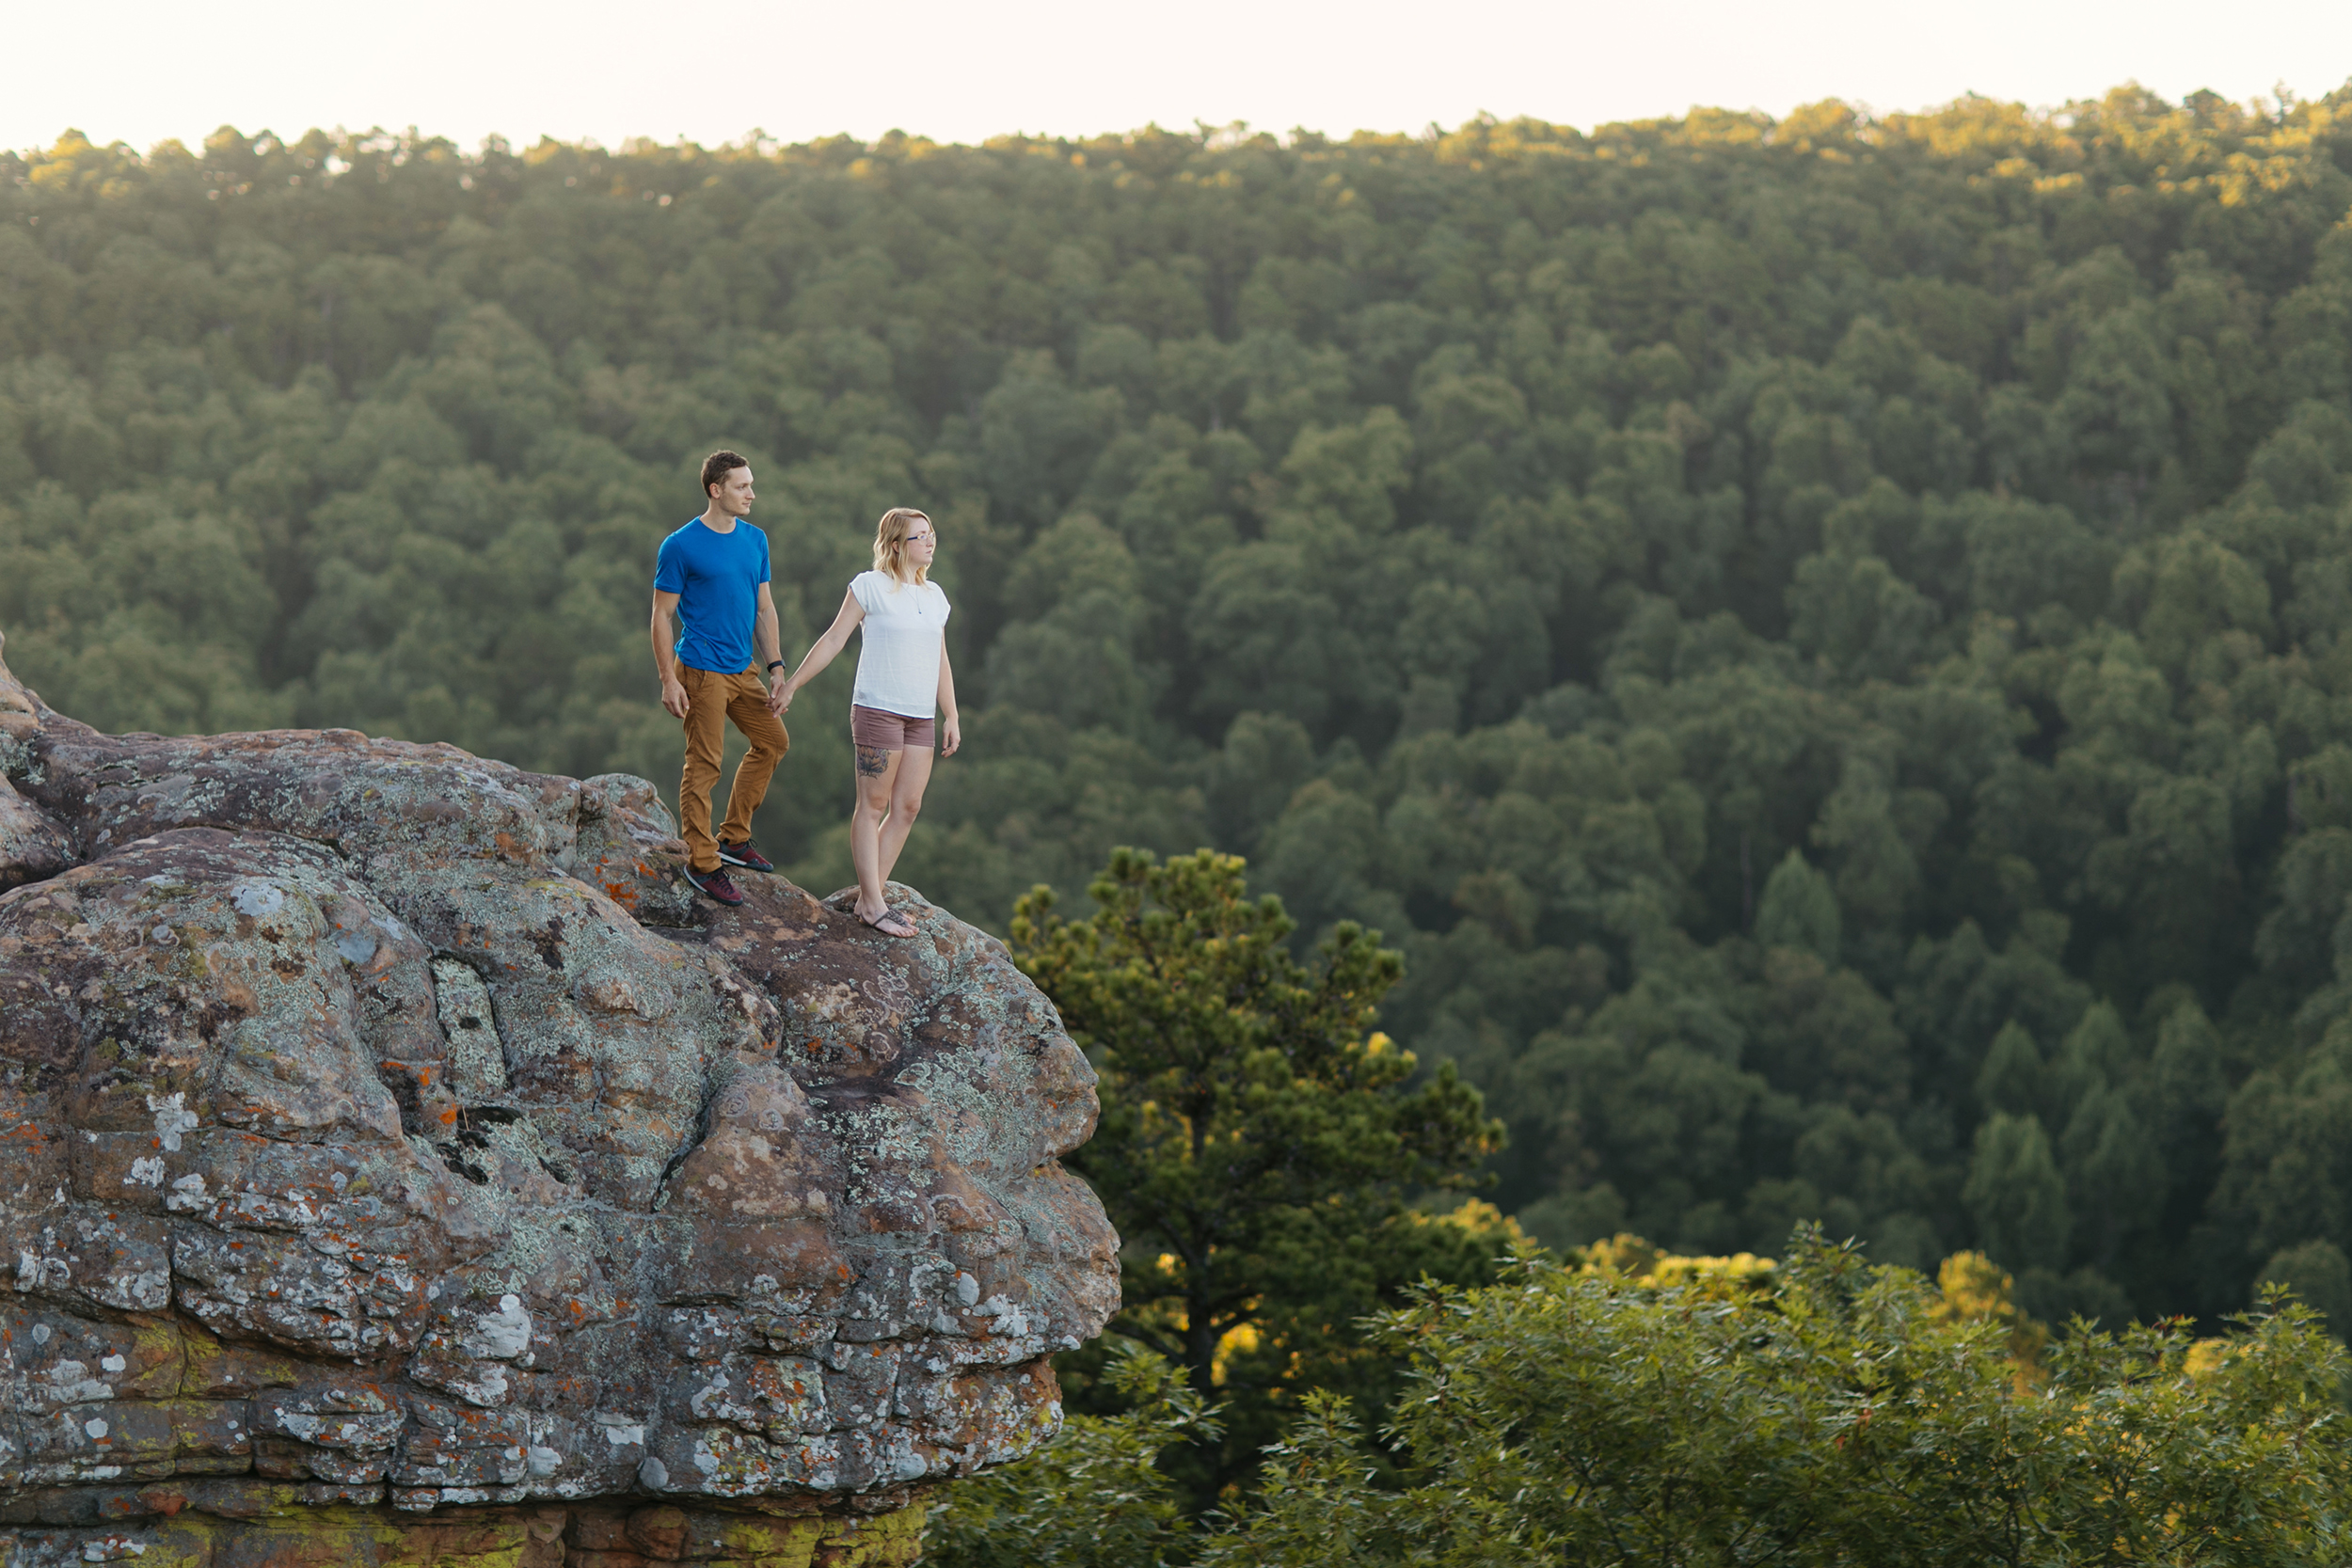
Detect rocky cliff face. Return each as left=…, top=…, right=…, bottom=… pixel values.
left=0, top=636, right=1119, bottom=1568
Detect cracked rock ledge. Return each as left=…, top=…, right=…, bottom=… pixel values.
left=0, top=632, right=1120, bottom=1568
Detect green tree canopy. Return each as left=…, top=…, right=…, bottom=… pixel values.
left=933, top=1234, right=2352, bottom=1567
left=1010, top=848, right=1502, bottom=1492
left=1209, top=1237, right=2352, bottom=1567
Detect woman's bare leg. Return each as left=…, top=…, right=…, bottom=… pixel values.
left=850, top=743, right=906, bottom=927
left=876, top=742, right=934, bottom=884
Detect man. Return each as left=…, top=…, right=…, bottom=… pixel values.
left=651, top=450, right=789, bottom=907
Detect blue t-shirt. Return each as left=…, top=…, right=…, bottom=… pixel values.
left=654, top=517, right=771, bottom=673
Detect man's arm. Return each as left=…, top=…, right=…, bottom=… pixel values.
left=651, top=590, right=690, bottom=719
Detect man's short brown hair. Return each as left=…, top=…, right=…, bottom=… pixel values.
left=701, top=450, right=749, bottom=497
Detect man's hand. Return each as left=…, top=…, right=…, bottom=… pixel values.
left=661, top=675, right=691, bottom=719
left=941, top=713, right=961, bottom=757
left=769, top=678, right=794, bottom=718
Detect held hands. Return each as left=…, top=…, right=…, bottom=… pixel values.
left=660, top=675, right=691, bottom=720
left=769, top=677, right=794, bottom=718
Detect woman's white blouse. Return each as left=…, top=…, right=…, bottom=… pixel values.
left=849, top=570, right=951, bottom=718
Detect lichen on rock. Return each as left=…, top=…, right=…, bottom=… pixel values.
left=0, top=632, right=1119, bottom=1565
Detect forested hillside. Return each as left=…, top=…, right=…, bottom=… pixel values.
left=9, top=89, right=2352, bottom=1327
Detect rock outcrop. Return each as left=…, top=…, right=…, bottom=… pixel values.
left=0, top=634, right=1120, bottom=1568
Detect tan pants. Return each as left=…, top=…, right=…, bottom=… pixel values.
left=677, top=665, right=788, bottom=873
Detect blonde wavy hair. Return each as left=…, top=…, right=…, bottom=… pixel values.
left=872, top=507, right=933, bottom=587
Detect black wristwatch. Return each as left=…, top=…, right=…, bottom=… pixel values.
left=766, top=660, right=785, bottom=673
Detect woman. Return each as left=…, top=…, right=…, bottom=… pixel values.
left=774, top=507, right=961, bottom=938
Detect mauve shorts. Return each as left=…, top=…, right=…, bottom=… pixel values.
left=851, top=704, right=937, bottom=750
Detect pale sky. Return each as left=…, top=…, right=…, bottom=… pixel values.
left=11, top=0, right=2351, bottom=156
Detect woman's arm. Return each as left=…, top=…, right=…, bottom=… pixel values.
left=936, top=642, right=961, bottom=756
left=771, top=590, right=863, bottom=715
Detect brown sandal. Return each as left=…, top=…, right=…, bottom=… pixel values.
left=857, top=906, right=916, bottom=939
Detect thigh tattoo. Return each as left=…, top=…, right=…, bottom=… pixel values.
left=856, top=744, right=892, bottom=777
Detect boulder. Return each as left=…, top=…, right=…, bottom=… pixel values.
left=0, top=637, right=1119, bottom=1568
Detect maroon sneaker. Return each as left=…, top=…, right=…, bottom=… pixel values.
left=684, top=864, right=744, bottom=906
left=717, top=839, right=774, bottom=873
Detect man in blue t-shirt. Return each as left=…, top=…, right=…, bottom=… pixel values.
left=650, top=450, right=789, bottom=907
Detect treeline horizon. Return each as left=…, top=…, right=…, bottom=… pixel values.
left=33, top=83, right=2309, bottom=169
left=8, top=82, right=2352, bottom=1338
